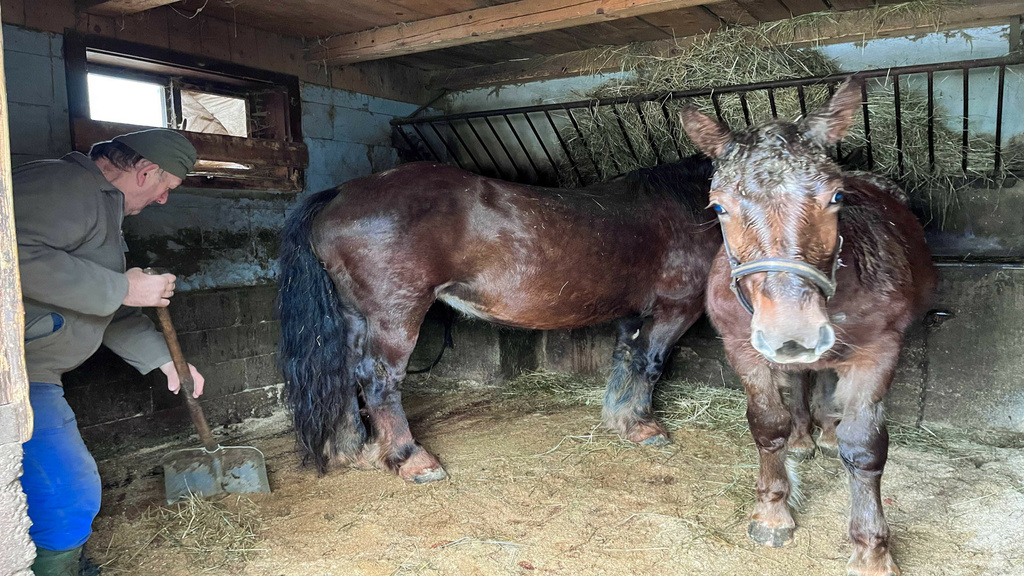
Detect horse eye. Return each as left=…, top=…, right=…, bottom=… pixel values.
left=711, top=203, right=727, bottom=215
left=830, top=191, right=844, bottom=205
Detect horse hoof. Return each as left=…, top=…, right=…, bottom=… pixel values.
left=847, top=548, right=900, bottom=576
left=411, top=466, right=448, bottom=484
left=641, top=434, right=671, bottom=447
left=623, top=421, right=670, bottom=445
left=788, top=446, right=816, bottom=461
left=747, top=520, right=794, bottom=548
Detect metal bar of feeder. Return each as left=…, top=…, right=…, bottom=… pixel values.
left=927, top=71, right=935, bottom=172
left=543, top=110, right=583, bottom=183
left=612, top=104, right=641, bottom=164
left=994, top=64, right=1005, bottom=175
left=861, top=82, right=873, bottom=170
left=503, top=114, right=539, bottom=181
left=428, top=122, right=465, bottom=170
left=465, top=118, right=506, bottom=179
left=485, top=116, right=522, bottom=180
left=523, top=112, right=559, bottom=179
left=450, top=121, right=484, bottom=173
left=894, top=75, right=904, bottom=178
left=410, top=123, right=442, bottom=162
left=962, top=67, right=970, bottom=174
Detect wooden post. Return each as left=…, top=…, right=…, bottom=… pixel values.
left=0, top=6, right=37, bottom=574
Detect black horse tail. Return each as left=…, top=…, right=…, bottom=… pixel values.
left=277, top=188, right=367, bottom=474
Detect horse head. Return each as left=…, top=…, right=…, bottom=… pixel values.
left=680, top=80, right=863, bottom=364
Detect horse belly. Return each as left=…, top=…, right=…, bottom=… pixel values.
left=437, top=278, right=636, bottom=331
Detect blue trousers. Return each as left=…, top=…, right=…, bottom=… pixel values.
left=21, top=382, right=102, bottom=551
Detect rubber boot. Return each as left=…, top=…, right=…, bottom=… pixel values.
left=31, top=546, right=82, bottom=576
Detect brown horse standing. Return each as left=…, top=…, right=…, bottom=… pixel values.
left=681, top=81, right=934, bottom=576
left=276, top=156, right=720, bottom=483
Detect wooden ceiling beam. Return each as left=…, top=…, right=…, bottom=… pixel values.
left=82, top=0, right=181, bottom=16
left=307, top=0, right=709, bottom=65
left=428, top=0, right=1024, bottom=91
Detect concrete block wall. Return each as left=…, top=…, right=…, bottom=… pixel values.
left=406, top=263, right=1024, bottom=434
left=3, top=24, right=69, bottom=166
left=63, top=285, right=282, bottom=457
left=301, top=83, right=419, bottom=193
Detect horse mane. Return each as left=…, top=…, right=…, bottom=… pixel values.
left=839, top=174, right=914, bottom=294
left=620, top=154, right=714, bottom=216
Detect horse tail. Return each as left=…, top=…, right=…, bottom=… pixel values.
left=277, top=188, right=367, bottom=474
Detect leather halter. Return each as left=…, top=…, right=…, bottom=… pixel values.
left=721, top=225, right=843, bottom=316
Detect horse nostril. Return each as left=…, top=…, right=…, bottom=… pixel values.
left=752, top=330, right=772, bottom=356
left=816, top=324, right=836, bottom=354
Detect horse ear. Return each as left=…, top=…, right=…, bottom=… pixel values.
left=800, top=79, right=863, bottom=146
left=679, top=107, right=733, bottom=158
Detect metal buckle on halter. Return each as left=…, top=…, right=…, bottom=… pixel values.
left=722, top=228, right=843, bottom=316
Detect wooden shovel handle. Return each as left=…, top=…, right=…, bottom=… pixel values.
left=146, top=269, right=219, bottom=452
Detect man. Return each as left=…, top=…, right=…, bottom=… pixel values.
left=14, top=129, right=207, bottom=576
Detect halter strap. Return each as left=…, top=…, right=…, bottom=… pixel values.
left=722, top=226, right=843, bottom=316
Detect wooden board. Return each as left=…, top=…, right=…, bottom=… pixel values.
left=641, top=7, right=722, bottom=38
left=308, top=0, right=711, bottom=64
left=84, top=0, right=178, bottom=17
left=73, top=118, right=309, bottom=167
left=828, top=0, right=874, bottom=10
left=779, top=0, right=831, bottom=17
left=733, top=0, right=790, bottom=21
left=0, top=10, right=33, bottom=443
left=704, top=0, right=758, bottom=26
left=429, top=0, right=1024, bottom=90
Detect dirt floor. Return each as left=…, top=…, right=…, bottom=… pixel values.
left=89, top=380, right=1024, bottom=576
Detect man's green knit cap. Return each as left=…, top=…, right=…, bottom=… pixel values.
left=112, top=129, right=197, bottom=180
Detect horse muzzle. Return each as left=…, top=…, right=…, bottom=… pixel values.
left=751, top=321, right=836, bottom=364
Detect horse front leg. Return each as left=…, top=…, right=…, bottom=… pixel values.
left=601, top=305, right=702, bottom=446
left=787, top=371, right=816, bottom=461
left=836, top=341, right=901, bottom=576
left=744, top=366, right=799, bottom=548
left=360, top=319, right=447, bottom=484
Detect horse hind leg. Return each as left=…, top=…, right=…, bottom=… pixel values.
left=602, top=317, right=668, bottom=445
left=601, top=305, right=702, bottom=446
left=786, top=371, right=817, bottom=461
left=359, top=315, right=448, bottom=483
left=812, top=369, right=841, bottom=458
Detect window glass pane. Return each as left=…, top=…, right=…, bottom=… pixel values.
left=180, top=90, right=248, bottom=137
left=87, top=73, right=167, bottom=127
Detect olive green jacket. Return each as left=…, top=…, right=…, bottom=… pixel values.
left=14, top=152, right=172, bottom=385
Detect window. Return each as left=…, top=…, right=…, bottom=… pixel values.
left=87, top=73, right=167, bottom=127
left=65, top=32, right=306, bottom=192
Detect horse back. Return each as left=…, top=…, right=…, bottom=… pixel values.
left=311, top=161, right=719, bottom=329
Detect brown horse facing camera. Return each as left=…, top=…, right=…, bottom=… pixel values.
left=276, top=154, right=721, bottom=483
left=681, top=80, right=935, bottom=576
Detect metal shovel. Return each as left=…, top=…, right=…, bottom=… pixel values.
left=153, top=301, right=271, bottom=504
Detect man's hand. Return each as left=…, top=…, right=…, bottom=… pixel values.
left=124, top=267, right=176, bottom=307
left=159, top=361, right=205, bottom=398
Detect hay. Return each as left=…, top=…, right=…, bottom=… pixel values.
left=506, top=370, right=998, bottom=458
left=555, top=0, right=1021, bottom=227
left=97, top=496, right=263, bottom=573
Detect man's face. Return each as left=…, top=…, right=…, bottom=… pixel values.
left=124, top=161, right=183, bottom=215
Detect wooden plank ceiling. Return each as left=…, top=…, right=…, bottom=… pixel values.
left=86, top=0, right=1023, bottom=90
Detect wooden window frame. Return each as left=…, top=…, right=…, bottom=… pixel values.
left=64, top=30, right=307, bottom=192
